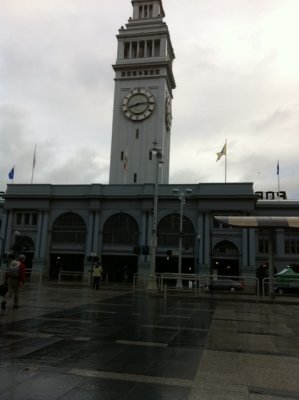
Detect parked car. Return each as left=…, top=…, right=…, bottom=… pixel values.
left=209, top=278, right=244, bottom=292
left=274, top=264, right=299, bottom=295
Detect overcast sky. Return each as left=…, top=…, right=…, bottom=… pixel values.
left=1, top=0, right=299, bottom=199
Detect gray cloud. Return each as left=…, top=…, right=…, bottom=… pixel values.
left=251, top=109, right=292, bottom=131
left=1, top=0, right=299, bottom=200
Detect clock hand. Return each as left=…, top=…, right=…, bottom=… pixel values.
left=128, top=101, right=149, bottom=109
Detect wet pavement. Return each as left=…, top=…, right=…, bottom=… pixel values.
left=1, top=283, right=299, bottom=399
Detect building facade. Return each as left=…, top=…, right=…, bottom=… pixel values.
left=1, top=183, right=299, bottom=281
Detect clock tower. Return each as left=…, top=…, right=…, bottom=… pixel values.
left=109, top=0, right=175, bottom=184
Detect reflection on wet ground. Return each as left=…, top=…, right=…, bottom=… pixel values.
left=1, top=285, right=299, bottom=399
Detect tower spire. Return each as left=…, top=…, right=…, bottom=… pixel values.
left=131, top=0, right=165, bottom=20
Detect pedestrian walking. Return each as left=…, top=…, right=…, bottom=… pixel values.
left=92, top=263, right=103, bottom=290
left=1, top=257, right=26, bottom=310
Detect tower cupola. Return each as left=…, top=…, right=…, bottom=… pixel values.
left=131, top=0, right=165, bottom=20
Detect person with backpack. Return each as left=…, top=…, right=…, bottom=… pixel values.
left=1, top=257, right=26, bottom=310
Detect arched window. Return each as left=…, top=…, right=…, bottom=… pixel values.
left=52, top=212, right=86, bottom=244
left=213, top=240, right=239, bottom=256
left=103, top=213, right=139, bottom=245
left=14, top=235, right=35, bottom=253
left=157, top=213, right=195, bottom=248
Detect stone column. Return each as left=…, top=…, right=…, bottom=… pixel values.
left=32, top=211, right=49, bottom=277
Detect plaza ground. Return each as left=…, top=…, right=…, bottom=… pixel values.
left=1, top=282, right=299, bottom=399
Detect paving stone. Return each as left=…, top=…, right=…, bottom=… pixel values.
left=1, top=284, right=299, bottom=400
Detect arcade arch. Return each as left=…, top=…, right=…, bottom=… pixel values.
left=50, top=212, right=86, bottom=279
left=212, top=240, right=240, bottom=276
left=102, top=212, right=139, bottom=281
left=156, top=213, right=196, bottom=273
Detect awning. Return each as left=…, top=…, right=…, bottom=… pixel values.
left=214, top=216, right=299, bottom=228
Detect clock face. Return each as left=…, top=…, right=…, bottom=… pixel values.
left=165, top=95, right=172, bottom=130
left=122, top=88, right=155, bottom=121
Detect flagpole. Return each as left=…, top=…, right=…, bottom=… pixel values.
left=31, top=144, right=37, bottom=184
left=216, top=140, right=227, bottom=182
left=277, top=160, right=280, bottom=195
left=224, top=139, right=227, bottom=183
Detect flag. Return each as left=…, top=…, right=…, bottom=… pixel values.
left=123, top=151, right=128, bottom=171
left=8, top=167, right=14, bottom=180
left=32, top=145, right=37, bottom=169
left=216, top=143, right=227, bottom=161
left=277, top=160, right=279, bottom=175
left=31, top=144, right=37, bottom=184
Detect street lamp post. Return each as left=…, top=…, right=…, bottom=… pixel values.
left=196, top=234, right=201, bottom=274
left=147, top=140, right=163, bottom=290
left=0, top=237, right=4, bottom=257
left=173, top=188, right=193, bottom=288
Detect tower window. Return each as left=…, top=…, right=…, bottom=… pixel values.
left=154, top=40, right=160, bottom=57
left=149, top=151, right=152, bottom=160
left=121, top=72, right=126, bottom=77
left=146, top=40, right=153, bottom=57
left=134, top=173, right=137, bottom=183
left=155, top=69, right=160, bottom=75
left=120, top=151, right=124, bottom=161
left=123, top=40, right=159, bottom=60
left=139, top=41, right=145, bottom=58
left=149, top=5, right=153, bottom=18
left=124, top=42, right=130, bottom=59
left=132, top=42, right=137, bottom=58
left=136, top=129, right=139, bottom=139
left=139, top=5, right=151, bottom=19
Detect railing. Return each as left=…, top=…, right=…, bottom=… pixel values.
left=132, top=273, right=259, bottom=298
left=262, top=277, right=276, bottom=296
left=159, top=273, right=200, bottom=299
left=58, top=271, right=89, bottom=285
left=202, top=274, right=259, bottom=296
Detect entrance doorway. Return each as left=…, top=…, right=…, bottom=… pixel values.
left=101, top=255, right=138, bottom=282
left=50, top=253, right=84, bottom=280
left=212, top=240, right=240, bottom=276
left=212, top=258, right=239, bottom=276
left=156, top=256, right=195, bottom=274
